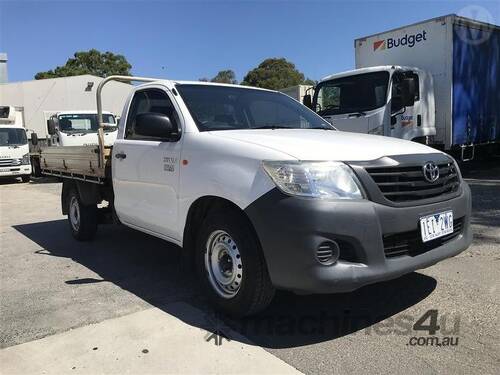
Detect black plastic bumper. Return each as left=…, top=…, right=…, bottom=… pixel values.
left=244, top=184, right=472, bottom=294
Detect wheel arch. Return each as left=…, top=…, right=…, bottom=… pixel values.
left=182, top=195, right=261, bottom=264
left=61, top=180, right=102, bottom=215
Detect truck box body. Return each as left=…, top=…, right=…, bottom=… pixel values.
left=355, top=14, right=500, bottom=150
left=279, top=85, right=313, bottom=103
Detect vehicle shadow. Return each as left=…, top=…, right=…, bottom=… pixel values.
left=14, top=219, right=436, bottom=349
left=0, top=177, right=25, bottom=185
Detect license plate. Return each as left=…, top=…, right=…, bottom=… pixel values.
left=420, top=211, right=453, bottom=242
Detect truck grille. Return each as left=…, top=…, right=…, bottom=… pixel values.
left=383, top=217, right=464, bottom=258
left=0, top=159, right=20, bottom=167
left=366, top=162, right=460, bottom=202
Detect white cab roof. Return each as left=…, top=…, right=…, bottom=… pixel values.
left=319, top=65, right=425, bottom=83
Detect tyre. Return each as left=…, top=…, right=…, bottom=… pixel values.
left=67, top=188, right=98, bottom=241
left=195, top=210, right=275, bottom=316
left=31, top=157, right=42, bottom=177
left=21, top=175, right=30, bottom=183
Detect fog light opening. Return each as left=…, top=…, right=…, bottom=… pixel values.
left=316, top=241, right=340, bottom=265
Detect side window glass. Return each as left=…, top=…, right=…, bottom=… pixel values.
left=125, top=89, right=180, bottom=140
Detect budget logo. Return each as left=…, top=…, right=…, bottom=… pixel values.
left=373, top=40, right=386, bottom=51
left=374, top=30, right=427, bottom=51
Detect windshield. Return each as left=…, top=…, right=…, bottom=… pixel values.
left=176, top=84, right=333, bottom=131
left=313, top=71, right=389, bottom=116
left=57, top=113, right=116, bottom=133
left=0, top=128, right=27, bottom=146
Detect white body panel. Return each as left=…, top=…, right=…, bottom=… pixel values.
left=354, top=15, right=454, bottom=148
left=110, top=81, right=446, bottom=245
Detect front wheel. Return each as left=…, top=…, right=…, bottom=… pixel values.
left=195, top=211, right=275, bottom=316
left=67, top=188, right=98, bottom=241
left=21, top=175, right=30, bottom=183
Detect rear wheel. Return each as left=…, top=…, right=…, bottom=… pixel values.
left=195, top=210, right=275, bottom=316
left=67, top=188, right=98, bottom=241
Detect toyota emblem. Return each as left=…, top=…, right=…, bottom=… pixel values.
left=423, top=162, right=440, bottom=182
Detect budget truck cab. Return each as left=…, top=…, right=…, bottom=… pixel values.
left=0, top=106, right=32, bottom=182
left=304, top=15, right=500, bottom=160
left=38, top=76, right=472, bottom=316
left=308, top=66, right=434, bottom=142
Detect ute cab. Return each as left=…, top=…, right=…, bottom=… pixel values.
left=306, top=66, right=435, bottom=143
left=47, top=110, right=118, bottom=147
left=0, top=106, right=32, bottom=182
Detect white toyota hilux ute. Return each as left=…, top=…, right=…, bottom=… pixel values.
left=40, top=76, right=472, bottom=316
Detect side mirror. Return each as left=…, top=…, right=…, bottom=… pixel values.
left=135, top=112, right=176, bottom=140
left=302, top=94, right=313, bottom=109
left=400, top=78, right=416, bottom=107
left=47, top=118, right=58, bottom=135
left=31, top=132, right=38, bottom=146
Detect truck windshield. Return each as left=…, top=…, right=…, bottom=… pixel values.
left=0, top=128, right=27, bottom=146
left=313, top=71, right=389, bottom=116
left=176, top=84, right=333, bottom=131
left=57, top=114, right=116, bottom=133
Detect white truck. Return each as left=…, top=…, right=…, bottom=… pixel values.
left=30, top=110, right=118, bottom=176
left=45, top=110, right=118, bottom=147
left=0, top=106, right=32, bottom=182
left=304, top=14, right=500, bottom=160
left=37, top=76, right=472, bottom=316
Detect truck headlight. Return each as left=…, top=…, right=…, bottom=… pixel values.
left=21, top=153, right=30, bottom=165
left=262, top=161, right=365, bottom=199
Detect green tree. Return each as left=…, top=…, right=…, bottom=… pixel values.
left=35, top=49, right=132, bottom=79
left=199, top=70, right=238, bottom=84
left=211, top=70, right=237, bottom=84
left=241, top=58, right=312, bottom=90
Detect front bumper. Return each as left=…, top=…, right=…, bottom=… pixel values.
left=0, top=165, right=32, bottom=177
left=244, top=184, right=472, bottom=294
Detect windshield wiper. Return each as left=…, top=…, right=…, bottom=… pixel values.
left=252, top=125, right=291, bottom=130
left=347, top=111, right=367, bottom=117
left=310, top=126, right=334, bottom=130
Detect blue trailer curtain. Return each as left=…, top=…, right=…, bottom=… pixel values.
left=452, top=24, right=500, bottom=146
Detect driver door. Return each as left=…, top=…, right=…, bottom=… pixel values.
left=113, top=87, right=183, bottom=241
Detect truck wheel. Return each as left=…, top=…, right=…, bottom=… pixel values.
left=21, top=175, right=30, bottom=183
left=31, top=157, right=42, bottom=177
left=195, top=211, right=275, bottom=316
left=67, top=188, right=98, bottom=241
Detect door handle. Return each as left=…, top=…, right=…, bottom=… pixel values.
left=115, top=152, right=127, bottom=160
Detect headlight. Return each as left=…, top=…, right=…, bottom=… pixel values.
left=21, top=153, right=30, bottom=165
left=262, top=161, right=365, bottom=199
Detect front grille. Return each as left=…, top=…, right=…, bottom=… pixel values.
left=0, top=158, right=20, bottom=167
left=383, top=217, right=464, bottom=258
left=366, top=162, right=460, bottom=202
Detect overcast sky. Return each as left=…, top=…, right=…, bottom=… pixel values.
left=1, top=0, right=499, bottom=83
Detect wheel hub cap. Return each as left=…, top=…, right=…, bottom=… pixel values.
left=69, top=196, right=80, bottom=231
left=205, top=230, right=243, bottom=299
